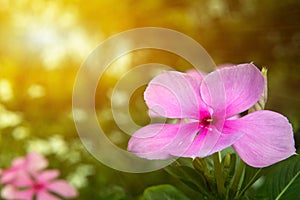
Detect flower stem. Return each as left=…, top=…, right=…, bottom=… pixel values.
left=193, top=157, right=210, bottom=177
left=231, top=159, right=245, bottom=198
left=212, top=152, right=225, bottom=197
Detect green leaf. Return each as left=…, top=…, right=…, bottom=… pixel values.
left=222, top=153, right=236, bottom=186
left=99, top=186, right=132, bottom=200
left=228, top=154, right=237, bottom=179
left=141, top=184, right=190, bottom=200
left=251, top=155, right=300, bottom=200
left=164, top=164, right=211, bottom=197
left=238, top=164, right=265, bottom=198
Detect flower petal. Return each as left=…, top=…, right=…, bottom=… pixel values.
left=11, top=157, right=26, bottom=168
left=1, top=186, right=34, bottom=200
left=228, top=110, right=296, bottom=167
left=200, top=63, right=264, bottom=117
left=182, top=125, right=244, bottom=158
left=177, top=128, right=211, bottom=158
left=145, top=71, right=205, bottom=119
left=1, top=169, right=32, bottom=187
left=0, top=169, right=16, bottom=184
left=10, top=171, right=33, bottom=187
left=186, top=69, right=205, bottom=83
left=128, top=123, right=200, bottom=159
left=36, top=170, right=60, bottom=182
left=208, top=125, right=244, bottom=155
left=36, top=191, right=60, bottom=200
left=46, top=180, right=78, bottom=198
left=25, top=152, right=48, bottom=172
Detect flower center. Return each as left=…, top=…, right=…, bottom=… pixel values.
left=199, top=116, right=213, bottom=130
left=33, top=182, right=45, bottom=191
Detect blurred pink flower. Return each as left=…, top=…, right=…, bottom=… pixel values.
left=0, top=153, right=78, bottom=200
left=128, top=63, right=296, bottom=167
left=1, top=152, right=48, bottom=186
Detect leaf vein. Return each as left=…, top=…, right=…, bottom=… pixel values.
left=275, top=170, right=300, bottom=200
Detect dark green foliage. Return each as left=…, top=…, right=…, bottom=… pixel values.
left=165, top=164, right=211, bottom=198
left=141, top=185, right=190, bottom=200
left=248, top=155, right=300, bottom=200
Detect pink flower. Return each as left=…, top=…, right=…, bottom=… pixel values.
left=128, top=63, right=296, bottom=167
left=0, top=153, right=78, bottom=200
left=1, top=153, right=48, bottom=186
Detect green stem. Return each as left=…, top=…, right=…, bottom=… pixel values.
left=231, top=159, right=245, bottom=198
left=212, top=152, right=225, bottom=197
left=194, top=157, right=210, bottom=177
left=237, top=168, right=261, bottom=199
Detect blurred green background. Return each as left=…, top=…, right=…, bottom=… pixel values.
left=0, top=0, right=299, bottom=199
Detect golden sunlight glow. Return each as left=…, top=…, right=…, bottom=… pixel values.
left=0, top=104, right=22, bottom=129
left=0, top=79, right=14, bottom=102
left=106, top=53, right=132, bottom=77
left=10, top=1, right=99, bottom=69
left=27, top=84, right=45, bottom=99
left=12, top=126, right=30, bottom=140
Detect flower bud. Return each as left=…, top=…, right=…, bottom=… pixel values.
left=223, top=153, right=231, bottom=170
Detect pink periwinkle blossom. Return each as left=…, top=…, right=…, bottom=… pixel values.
left=0, top=152, right=78, bottom=200
left=128, top=63, right=296, bottom=167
